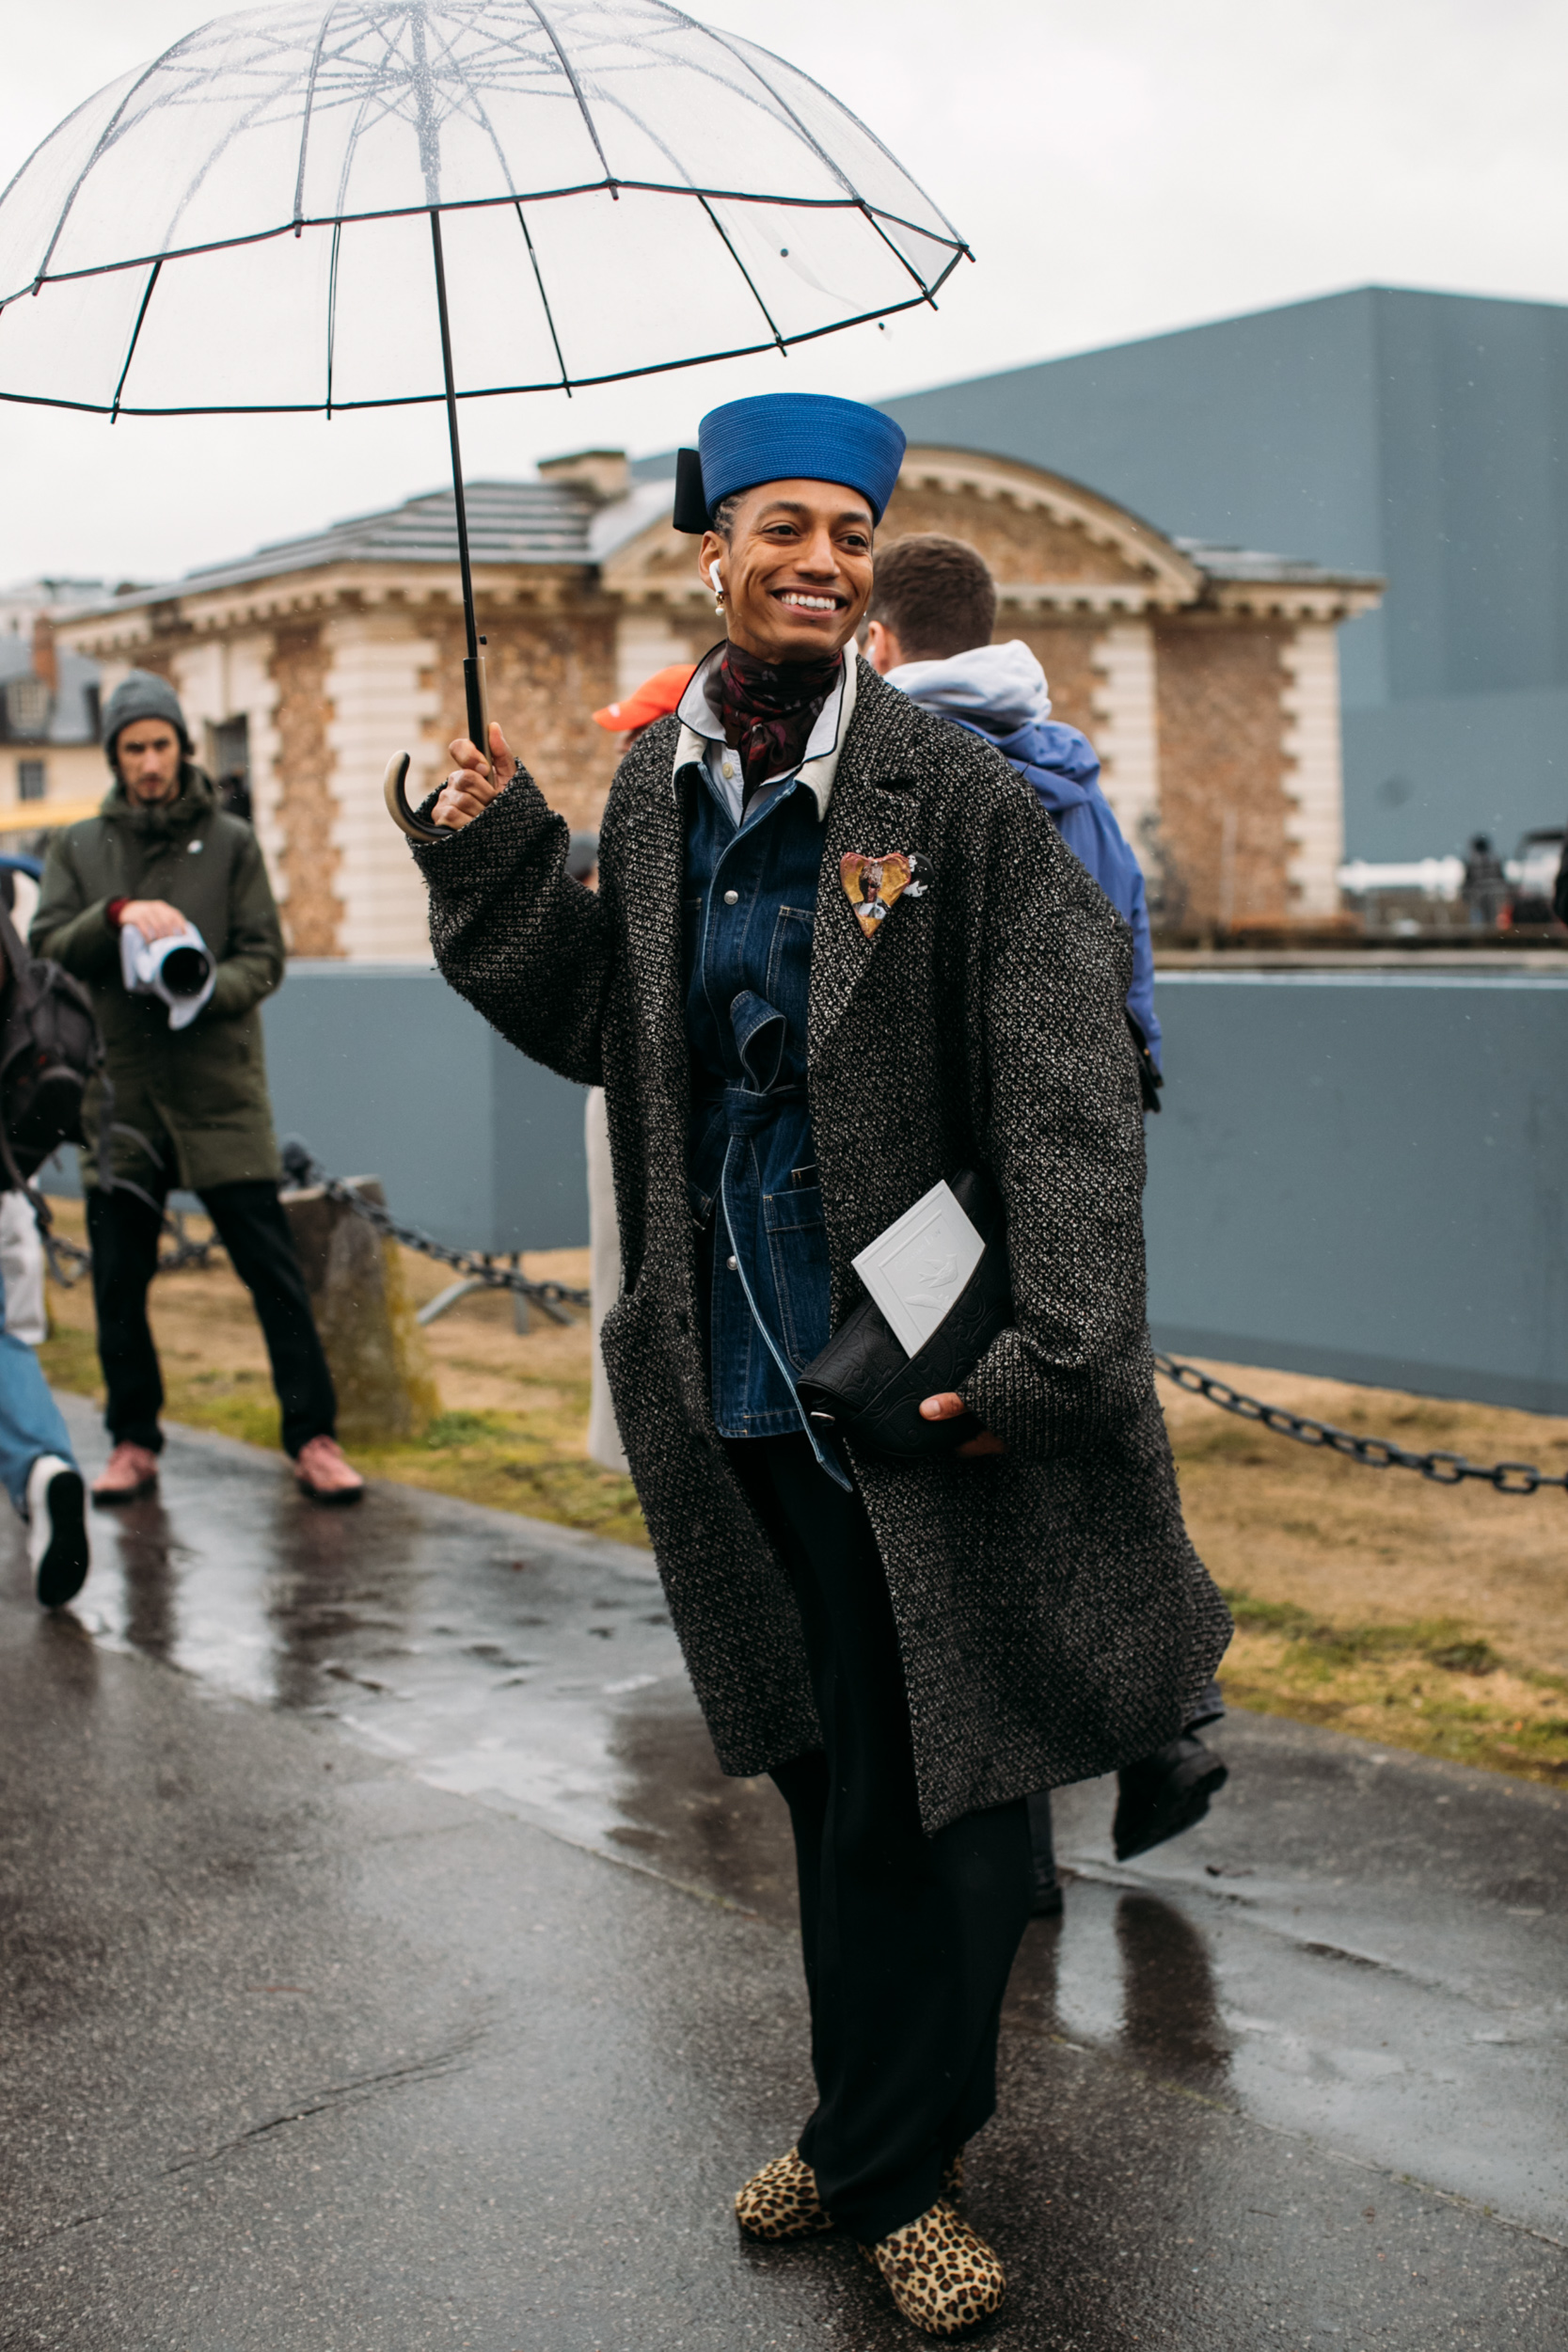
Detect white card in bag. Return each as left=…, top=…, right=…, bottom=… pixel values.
left=851, top=1179, right=986, bottom=1359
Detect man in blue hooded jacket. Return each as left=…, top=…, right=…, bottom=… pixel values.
left=867, top=533, right=1163, bottom=1106
left=867, top=533, right=1224, bottom=1900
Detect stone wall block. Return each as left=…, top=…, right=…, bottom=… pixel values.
left=1278, top=624, right=1346, bottom=915
left=1091, top=619, right=1162, bottom=845
left=282, top=1178, right=439, bottom=1445
left=270, top=622, right=343, bottom=956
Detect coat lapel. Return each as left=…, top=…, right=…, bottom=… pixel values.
left=809, top=667, right=927, bottom=1057
left=618, top=748, right=692, bottom=1152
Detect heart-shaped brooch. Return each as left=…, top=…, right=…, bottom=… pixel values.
left=840, top=850, right=927, bottom=939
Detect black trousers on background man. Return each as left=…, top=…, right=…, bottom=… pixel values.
left=727, top=1433, right=1034, bottom=2248
left=86, top=1180, right=337, bottom=1460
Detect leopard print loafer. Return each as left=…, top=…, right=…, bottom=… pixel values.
left=863, top=2199, right=1006, bottom=2336
left=735, top=2147, right=834, bottom=2240
left=941, top=2149, right=965, bottom=2204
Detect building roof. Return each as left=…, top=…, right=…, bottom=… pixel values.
left=1175, top=538, right=1384, bottom=592
left=69, top=477, right=673, bottom=618
left=0, top=636, right=101, bottom=746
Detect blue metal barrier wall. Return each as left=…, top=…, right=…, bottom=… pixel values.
left=42, top=961, right=1568, bottom=1415
left=261, top=963, right=589, bottom=1255
left=1146, top=969, right=1568, bottom=1416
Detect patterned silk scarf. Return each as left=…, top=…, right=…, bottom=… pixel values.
left=706, top=642, right=843, bottom=811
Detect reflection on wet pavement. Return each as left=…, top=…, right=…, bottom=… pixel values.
left=51, top=1399, right=1568, bottom=2241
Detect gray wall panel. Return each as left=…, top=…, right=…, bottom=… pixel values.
left=490, top=1031, right=589, bottom=1253
left=41, top=964, right=1567, bottom=1420
left=1146, top=972, right=1568, bottom=1413
left=261, top=964, right=499, bottom=1251
left=1343, top=687, right=1568, bottom=861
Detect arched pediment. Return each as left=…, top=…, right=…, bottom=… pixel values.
left=601, top=443, right=1204, bottom=614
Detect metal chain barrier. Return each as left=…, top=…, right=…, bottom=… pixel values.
left=39, top=1206, right=218, bottom=1287
left=1154, top=1352, right=1568, bottom=1496
left=40, top=1228, right=91, bottom=1287
left=40, top=1195, right=219, bottom=1289
left=278, top=1140, right=590, bottom=1317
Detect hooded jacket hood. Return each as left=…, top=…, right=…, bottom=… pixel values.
left=884, top=636, right=1162, bottom=1072
left=884, top=639, right=1102, bottom=814
left=886, top=640, right=1052, bottom=737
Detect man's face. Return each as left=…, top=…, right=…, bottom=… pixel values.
left=115, top=719, right=182, bottom=804
left=699, top=480, right=875, bottom=665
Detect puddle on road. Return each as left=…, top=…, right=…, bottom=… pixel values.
left=36, top=1401, right=1568, bottom=2238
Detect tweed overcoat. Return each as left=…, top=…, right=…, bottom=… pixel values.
left=415, top=659, right=1229, bottom=1834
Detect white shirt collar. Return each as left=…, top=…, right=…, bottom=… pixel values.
left=673, top=644, right=858, bottom=822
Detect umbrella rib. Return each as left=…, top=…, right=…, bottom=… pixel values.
left=523, top=0, right=617, bottom=195
left=11, top=186, right=961, bottom=305
left=659, top=9, right=857, bottom=205
left=325, top=218, right=342, bottom=416
left=292, top=0, right=344, bottom=227
left=857, top=203, right=941, bottom=304
left=513, top=203, right=573, bottom=395
left=109, top=260, right=162, bottom=421
left=0, top=287, right=946, bottom=418
left=680, top=15, right=969, bottom=253
left=26, top=30, right=202, bottom=290
left=696, top=198, right=786, bottom=353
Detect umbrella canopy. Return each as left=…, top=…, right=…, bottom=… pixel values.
left=0, top=0, right=967, bottom=417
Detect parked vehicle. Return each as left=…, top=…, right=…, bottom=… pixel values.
left=1502, top=827, right=1568, bottom=927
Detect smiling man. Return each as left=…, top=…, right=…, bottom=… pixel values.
left=411, top=392, right=1228, bottom=2336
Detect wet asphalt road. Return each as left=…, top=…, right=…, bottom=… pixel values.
left=1, top=1397, right=1564, bottom=2350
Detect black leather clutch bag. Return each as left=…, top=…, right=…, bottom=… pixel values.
left=796, top=1168, right=1012, bottom=1462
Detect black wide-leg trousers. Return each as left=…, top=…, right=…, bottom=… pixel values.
left=727, top=1434, right=1034, bottom=2247
left=87, top=1180, right=337, bottom=1459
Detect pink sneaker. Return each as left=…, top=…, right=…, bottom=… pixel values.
left=91, top=1441, right=160, bottom=1507
left=294, top=1435, right=365, bottom=1506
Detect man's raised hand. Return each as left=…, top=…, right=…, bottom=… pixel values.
left=432, top=722, right=515, bottom=832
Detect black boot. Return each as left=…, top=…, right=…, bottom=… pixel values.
left=1113, top=1734, right=1227, bottom=1863
left=1025, top=1788, right=1064, bottom=1917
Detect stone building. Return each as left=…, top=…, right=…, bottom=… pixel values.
left=0, top=608, right=109, bottom=833
left=58, top=446, right=1380, bottom=956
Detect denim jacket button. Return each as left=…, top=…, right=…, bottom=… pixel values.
left=723, top=889, right=739, bottom=905
left=726, top=1254, right=738, bottom=1272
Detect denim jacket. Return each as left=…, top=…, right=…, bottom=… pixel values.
left=677, top=658, right=851, bottom=1474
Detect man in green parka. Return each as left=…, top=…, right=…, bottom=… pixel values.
left=31, top=670, right=363, bottom=1505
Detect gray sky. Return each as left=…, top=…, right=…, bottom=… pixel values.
left=3, top=0, right=1565, bottom=585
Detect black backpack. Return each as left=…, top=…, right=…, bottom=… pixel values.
left=0, top=897, right=105, bottom=1196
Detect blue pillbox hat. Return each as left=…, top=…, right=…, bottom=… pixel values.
left=673, top=392, right=907, bottom=532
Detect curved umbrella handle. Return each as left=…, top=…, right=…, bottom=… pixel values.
left=384, top=752, right=451, bottom=844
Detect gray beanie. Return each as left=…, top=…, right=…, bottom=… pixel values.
left=103, top=669, right=191, bottom=767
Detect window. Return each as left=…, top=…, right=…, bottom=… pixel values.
left=18, top=759, right=45, bottom=802
left=4, top=676, right=51, bottom=739
left=209, top=714, right=249, bottom=784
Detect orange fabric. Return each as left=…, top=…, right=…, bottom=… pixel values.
left=593, top=662, right=696, bottom=733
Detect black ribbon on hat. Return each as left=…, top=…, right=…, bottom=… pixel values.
left=673, top=448, right=710, bottom=534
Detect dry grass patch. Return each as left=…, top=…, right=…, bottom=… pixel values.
left=38, top=1197, right=644, bottom=1548
left=36, top=1205, right=1568, bottom=1780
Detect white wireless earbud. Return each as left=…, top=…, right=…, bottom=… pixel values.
left=707, top=563, right=723, bottom=592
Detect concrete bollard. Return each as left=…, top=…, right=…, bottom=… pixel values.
left=281, top=1178, right=440, bottom=1446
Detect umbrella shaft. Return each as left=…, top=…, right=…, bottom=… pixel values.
left=429, top=210, right=478, bottom=669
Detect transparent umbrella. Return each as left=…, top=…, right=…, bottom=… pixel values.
left=0, top=0, right=968, bottom=832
